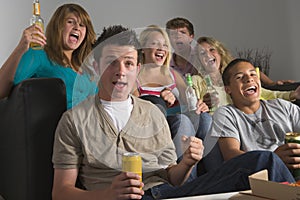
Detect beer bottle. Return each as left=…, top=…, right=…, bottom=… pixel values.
left=204, top=74, right=219, bottom=112
left=185, top=73, right=198, bottom=111
left=30, top=0, right=44, bottom=49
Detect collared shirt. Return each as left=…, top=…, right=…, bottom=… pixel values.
left=52, top=95, right=177, bottom=191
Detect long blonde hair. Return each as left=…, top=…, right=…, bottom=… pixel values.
left=139, top=25, right=172, bottom=75
left=196, top=36, right=233, bottom=74
left=44, top=3, right=96, bottom=71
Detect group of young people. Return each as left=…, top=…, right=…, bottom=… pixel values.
left=1, top=3, right=300, bottom=200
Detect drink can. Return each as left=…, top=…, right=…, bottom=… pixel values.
left=122, top=152, right=142, bottom=181
left=285, top=132, right=300, bottom=179
left=285, top=132, right=300, bottom=144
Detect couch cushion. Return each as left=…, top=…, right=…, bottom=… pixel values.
left=0, top=78, right=66, bottom=200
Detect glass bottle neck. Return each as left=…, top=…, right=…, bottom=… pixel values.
left=186, top=78, right=193, bottom=87
left=33, top=2, right=41, bottom=16
left=205, top=76, right=213, bottom=87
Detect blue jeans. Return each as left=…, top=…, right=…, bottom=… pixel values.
left=167, top=112, right=212, bottom=156
left=187, top=111, right=212, bottom=140
left=167, top=112, right=212, bottom=182
left=167, top=114, right=195, bottom=157
left=167, top=114, right=198, bottom=182
left=142, top=151, right=295, bottom=200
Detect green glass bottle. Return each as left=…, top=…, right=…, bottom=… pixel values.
left=204, top=75, right=219, bottom=112
left=185, top=73, right=197, bottom=111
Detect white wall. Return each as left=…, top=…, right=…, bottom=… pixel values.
left=1, top=0, right=299, bottom=81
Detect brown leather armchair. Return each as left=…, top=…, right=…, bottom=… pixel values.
left=0, top=78, right=66, bottom=200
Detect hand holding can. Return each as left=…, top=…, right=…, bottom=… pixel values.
left=285, top=132, right=300, bottom=179
left=122, top=152, right=142, bottom=184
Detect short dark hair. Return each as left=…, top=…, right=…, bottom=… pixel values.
left=222, top=58, right=252, bottom=86
left=93, top=25, right=142, bottom=63
left=165, top=17, right=194, bottom=35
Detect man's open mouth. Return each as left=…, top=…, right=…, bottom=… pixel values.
left=243, top=85, right=257, bottom=96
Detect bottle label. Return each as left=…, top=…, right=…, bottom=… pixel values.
left=33, top=3, right=40, bottom=15
left=187, top=95, right=197, bottom=111
left=185, top=73, right=197, bottom=111
left=186, top=88, right=197, bottom=111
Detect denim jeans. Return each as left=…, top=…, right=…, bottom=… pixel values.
left=187, top=111, right=212, bottom=140
left=167, top=112, right=212, bottom=156
left=142, top=151, right=295, bottom=200
left=167, top=112, right=212, bottom=182
left=167, top=114, right=198, bottom=182
left=167, top=114, right=195, bottom=157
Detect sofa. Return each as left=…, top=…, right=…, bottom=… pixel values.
left=0, top=78, right=67, bottom=200
left=263, top=82, right=300, bottom=106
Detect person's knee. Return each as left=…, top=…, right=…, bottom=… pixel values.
left=177, top=114, right=195, bottom=137
left=249, top=150, right=278, bottom=161
left=230, top=151, right=274, bottom=164
left=196, top=112, right=212, bottom=140
left=169, top=114, right=194, bottom=136
left=199, top=112, right=212, bottom=122
left=242, top=150, right=284, bottom=168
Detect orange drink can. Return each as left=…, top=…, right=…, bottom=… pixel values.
left=122, top=152, right=142, bottom=182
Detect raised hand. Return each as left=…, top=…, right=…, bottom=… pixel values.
left=195, top=99, right=209, bottom=115
left=203, top=92, right=219, bottom=110
left=161, top=87, right=176, bottom=107
left=181, top=136, right=204, bottom=167
left=17, top=24, right=46, bottom=52
left=276, top=79, right=295, bottom=85
left=290, top=85, right=300, bottom=101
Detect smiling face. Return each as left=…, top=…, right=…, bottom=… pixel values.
left=142, top=31, right=169, bottom=67
left=62, top=13, right=86, bottom=51
left=225, top=61, right=261, bottom=111
left=168, top=27, right=194, bottom=54
left=198, top=42, right=221, bottom=74
left=95, top=45, right=140, bottom=101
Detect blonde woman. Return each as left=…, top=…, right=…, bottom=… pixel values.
left=133, top=25, right=209, bottom=114
left=192, top=36, right=300, bottom=110
left=133, top=25, right=187, bottom=112
left=133, top=26, right=211, bottom=176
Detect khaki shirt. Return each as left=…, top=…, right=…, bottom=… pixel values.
left=52, top=95, right=177, bottom=191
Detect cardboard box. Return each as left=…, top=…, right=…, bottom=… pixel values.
left=230, top=170, right=300, bottom=200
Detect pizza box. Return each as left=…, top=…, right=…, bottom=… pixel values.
left=229, top=170, right=300, bottom=200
